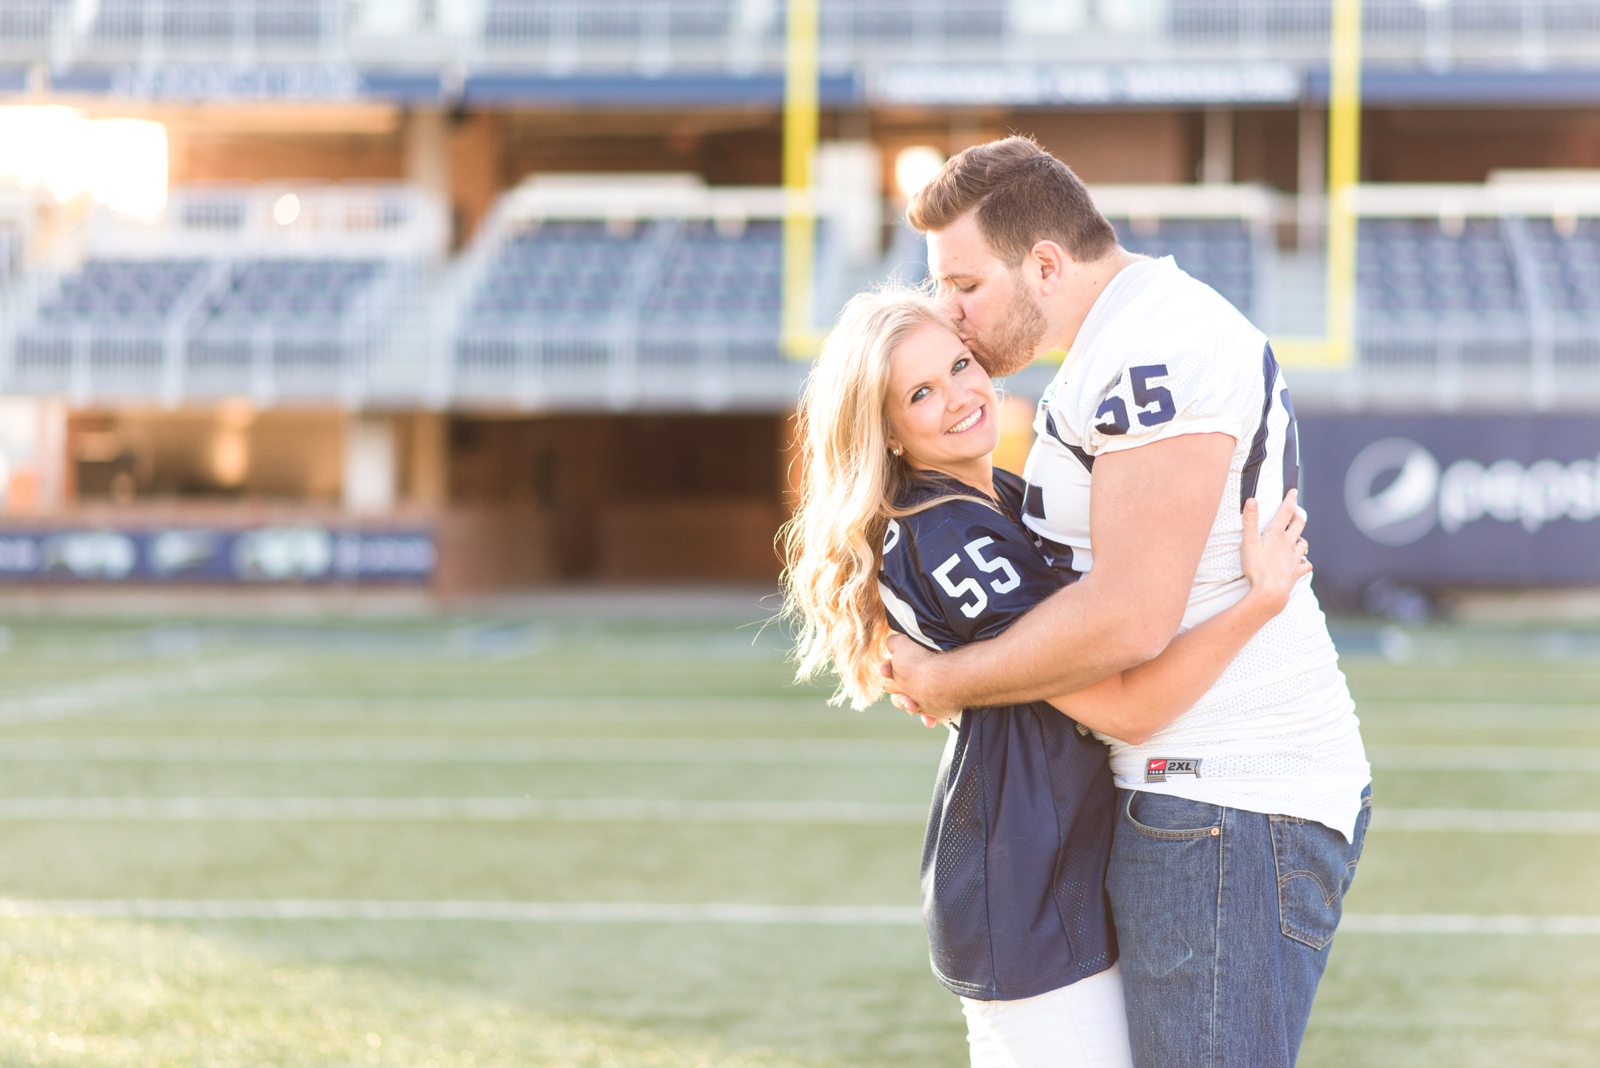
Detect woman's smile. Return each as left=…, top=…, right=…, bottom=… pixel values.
left=946, top=405, right=987, bottom=435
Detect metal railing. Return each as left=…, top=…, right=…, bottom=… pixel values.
left=5, top=181, right=1600, bottom=411
left=441, top=177, right=831, bottom=410
left=0, top=184, right=445, bottom=406
left=4, top=0, right=1598, bottom=74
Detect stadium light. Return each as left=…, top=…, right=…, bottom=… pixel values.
left=781, top=0, right=823, bottom=359
left=895, top=147, right=946, bottom=201
left=273, top=193, right=302, bottom=226
left=1274, top=0, right=1361, bottom=369
left=0, top=107, right=166, bottom=218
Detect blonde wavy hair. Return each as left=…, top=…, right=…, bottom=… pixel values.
left=780, top=286, right=975, bottom=709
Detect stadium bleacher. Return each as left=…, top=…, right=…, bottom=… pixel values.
left=4, top=186, right=443, bottom=403
left=0, top=0, right=1591, bottom=71
left=1356, top=218, right=1526, bottom=329
left=200, top=260, right=384, bottom=326
left=470, top=220, right=660, bottom=322
left=1524, top=217, right=1600, bottom=326
left=36, top=260, right=210, bottom=325
left=1339, top=181, right=1600, bottom=392
left=92, top=0, right=330, bottom=43
left=642, top=219, right=782, bottom=328
left=450, top=177, right=816, bottom=409
left=5, top=174, right=1600, bottom=408
left=1109, top=217, right=1259, bottom=319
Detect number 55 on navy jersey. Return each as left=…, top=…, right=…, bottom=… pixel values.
left=877, top=470, right=1064, bottom=653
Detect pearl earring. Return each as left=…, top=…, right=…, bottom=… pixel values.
left=891, top=445, right=903, bottom=457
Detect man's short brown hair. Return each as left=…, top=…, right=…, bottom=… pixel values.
left=907, top=136, right=1117, bottom=266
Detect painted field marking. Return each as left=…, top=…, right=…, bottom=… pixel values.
left=0, top=900, right=1595, bottom=934
left=1357, top=704, right=1600, bottom=729
left=0, top=899, right=925, bottom=924
left=0, top=797, right=929, bottom=823
left=1, top=799, right=1595, bottom=830
left=0, top=738, right=941, bottom=765
left=0, top=657, right=282, bottom=723
left=1341, top=913, right=1600, bottom=935
left=1372, top=808, right=1600, bottom=833
left=5, top=740, right=1595, bottom=771
left=1367, top=746, right=1600, bottom=772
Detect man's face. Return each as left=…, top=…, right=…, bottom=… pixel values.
left=926, top=212, right=1048, bottom=379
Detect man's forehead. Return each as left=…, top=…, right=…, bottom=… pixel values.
left=926, top=216, right=1001, bottom=278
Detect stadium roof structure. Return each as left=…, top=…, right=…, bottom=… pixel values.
left=7, top=0, right=1600, bottom=108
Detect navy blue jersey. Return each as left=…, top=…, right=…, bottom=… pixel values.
left=879, top=468, right=1117, bottom=1002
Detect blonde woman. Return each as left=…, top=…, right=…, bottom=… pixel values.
left=781, top=287, right=1311, bottom=1068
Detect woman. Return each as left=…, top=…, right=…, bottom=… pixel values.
left=780, top=288, right=1311, bottom=1068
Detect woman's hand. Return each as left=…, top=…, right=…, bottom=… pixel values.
left=1239, top=489, right=1311, bottom=619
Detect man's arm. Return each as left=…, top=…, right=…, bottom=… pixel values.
left=885, top=432, right=1235, bottom=716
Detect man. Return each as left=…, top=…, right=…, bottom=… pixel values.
left=884, top=136, right=1371, bottom=1068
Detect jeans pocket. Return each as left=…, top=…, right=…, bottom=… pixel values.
left=1271, top=799, right=1369, bottom=951
left=1122, top=790, right=1224, bottom=841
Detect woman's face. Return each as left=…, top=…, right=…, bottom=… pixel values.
left=885, top=320, right=1001, bottom=471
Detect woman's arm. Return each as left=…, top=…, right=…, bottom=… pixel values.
left=1048, top=490, right=1310, bottom=745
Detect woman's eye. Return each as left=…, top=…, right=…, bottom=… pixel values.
left=952, top=358, right=969, bottom=374
left=910, top=387, right=930, bottom=403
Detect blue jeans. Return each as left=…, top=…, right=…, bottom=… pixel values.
left=1105, top=786, right=1373, bottom=1068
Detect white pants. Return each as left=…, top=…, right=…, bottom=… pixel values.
left=960, top=963, right=1135, bottom=1068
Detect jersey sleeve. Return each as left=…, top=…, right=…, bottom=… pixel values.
left=1081, top=325, right=1261, bottom=458
left=888, top=500, right=1064, bottom=647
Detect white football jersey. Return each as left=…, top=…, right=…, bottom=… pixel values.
left=1022, top=256, right=1370, bottom=839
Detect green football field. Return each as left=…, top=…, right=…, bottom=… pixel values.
left=0, top=606, right=1597, bottom=1067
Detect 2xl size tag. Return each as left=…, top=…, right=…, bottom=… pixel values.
left=1145, top=757, right=1202, bottom=783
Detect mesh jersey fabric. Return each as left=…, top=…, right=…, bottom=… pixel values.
left=1023, top=256, right=1371, bottom=840
left=879, top=469, right=1117, bottom=1002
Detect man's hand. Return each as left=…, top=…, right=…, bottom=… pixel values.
left=884, top=634, right=964, bottom=725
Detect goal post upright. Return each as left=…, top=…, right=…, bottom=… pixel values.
left=1275, top=0, right=1362, bottom=370
left=781, top=0, right=822, bottom=360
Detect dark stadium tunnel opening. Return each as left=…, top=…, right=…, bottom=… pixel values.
left=446, top=411, right=793, bottom=583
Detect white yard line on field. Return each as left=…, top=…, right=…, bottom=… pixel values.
left=0, top=798, right=1594, bottom=830
left=1372, top=808, right=1600, bottom=832
left=0, top=797, right=930, bottom=823
left=1340, top=913, right=1600, bottom=935
left=1367, top=745, right=1600, bottom=771
left=0, top=737, right=941, bottom=764
left=2, top=740, right=1592, bottom=770
left=0, top=900, right=1595, bottom=933
left=0, top=899, right=926, bottom=924
left=0, top=657, right=283, bottom=722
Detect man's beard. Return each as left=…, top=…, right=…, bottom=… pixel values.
left=966, top=280, right=1047, bottom=379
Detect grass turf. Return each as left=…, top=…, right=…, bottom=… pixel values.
left=0, top=615, right=1596, bottom=1066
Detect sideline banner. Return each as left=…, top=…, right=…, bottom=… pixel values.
left=0, top=526, right=434, bottom=584
left=1298, top=414, right=1600, bottom=595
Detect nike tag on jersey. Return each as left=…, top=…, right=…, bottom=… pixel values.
left=1145, top=758, right=1202, bottom=782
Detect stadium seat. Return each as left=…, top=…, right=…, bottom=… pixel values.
left=1106, top=217, right=1259, bottom=317
left=35, top=260, right=210, bottom=325
left=92, top=0, right=327, bottom=42
left=485, top=0, right=738, bottom=43
left=1356, top=218, right=1527, bottom=329
left=1523, top=217, right=1600, bottom=325
left=199, top=260, right=383, bottom=326
left=469, top=220, right=656, bottom=321
left=642, top=219, right=782, bottom=329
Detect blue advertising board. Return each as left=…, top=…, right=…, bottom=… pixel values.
left=0, top=526, right=434, bottom=585
left=1297, top=414, right=1600, bottom=599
